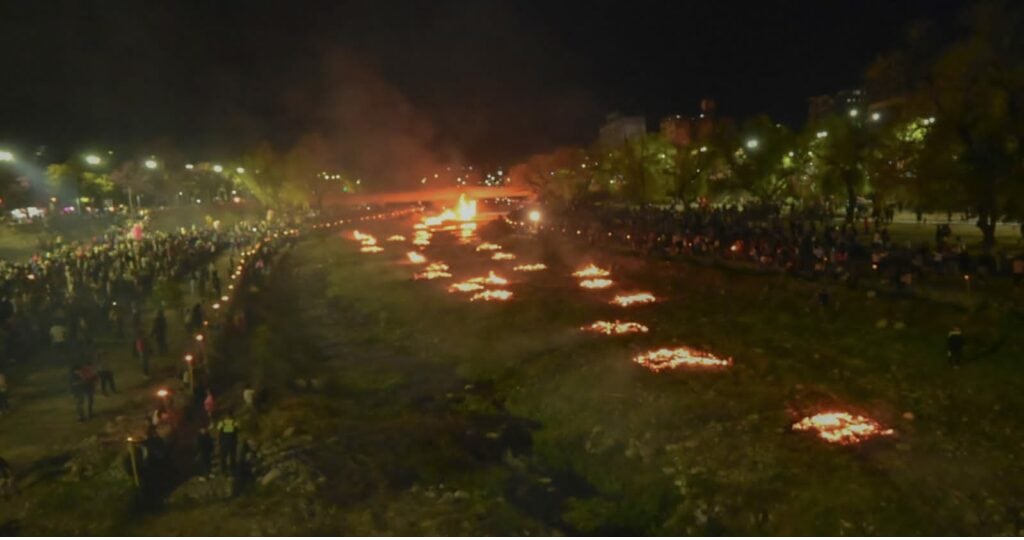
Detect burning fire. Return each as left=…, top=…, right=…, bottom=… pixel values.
left=386, top=235, right=406, bottom=242
left=468, top=271, right=508, bottom=285
left=414, top=262, right=451, bottom=280
left=513, top=263, right=547, bottom=272
left=492, top=252, right=516, bottom=260
left=413, top=231, right=432, bottom=246
left=360, top=246, right=384, bottom=253
left=448, top=282, right=485, bottom=293
left=632, top=347, right=732, bottom=372
left=406, top=251, right=427, bottom=264
left=579, top=278, right=614, bottom=289
left=581, top=321, right=649, bottom=335
left=470, top=289, right=513, bottom=302
left=573, top=264, right=611, bottom=278
left=792, top=411, right=895, bottom=445
left=352, top=230, right=377, bottom=245
left=476, top=242, right=502, bottom=251
left=611, top=292, right=656, bottom=307
left=456, top=193, right=477, bottom=221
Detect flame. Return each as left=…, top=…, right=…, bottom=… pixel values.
left=406, top=251, right=427, bottom=264
left=492, top=252, right=516, bottom=260
left=793, top=411, right=895, bottom=445
left=352, top=230, right=377, bottom=245
left=573, top=264, right=611, bottom=278
left=413, top=231, right=432, bottom=246
left=513, top=263, right=547, bottom=272
left=633, top=347, right=732, bottom=371
left=468, top=271, right=508, bottom=285
left=611, top=292, right=657, bottom=307
left=456, top=193, right=477, bottom=221
left=581, top=321, right=649, bottom=335
left=476, top=242, right=502, bottom=251
left=579, top=278, right=613, bottom=289
left=470, top=289, right=512, bottom=302
left=425, top=262, right=449, bottom=272
left=360, top=246, right=384, bottom=253
left=386, top=235, right=406, bottom=242
left=415, top=269, right=451, bottom=280
left=448, top=282, right=485, bottom=293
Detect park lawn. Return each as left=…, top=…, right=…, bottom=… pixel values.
left=223, top=220, right=1024, bottom=535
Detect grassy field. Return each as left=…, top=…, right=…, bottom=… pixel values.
left=157, top=216, right=1024, bottom=535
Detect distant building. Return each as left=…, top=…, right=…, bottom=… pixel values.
left=659, top=98, right=723, bottom=148
left=599, top=113, right=646, bottom=147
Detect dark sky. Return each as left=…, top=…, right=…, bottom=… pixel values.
left=1, top=0, right=972, bottom=170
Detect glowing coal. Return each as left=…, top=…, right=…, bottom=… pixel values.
left=792, top=411, right=895, bottom=445
left=633, top=347, right=732, bottom=372
left=611, top=292, right=656, bottom=307
left=573, top=264, right=610, bottom=278
left=581, top=321, right=649, bottom=335
left=470, top=289, right=513, bottom=302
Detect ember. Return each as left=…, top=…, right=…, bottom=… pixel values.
left=470, top=289, right=513, bottom=302
left=513, top=263, right=547, bottom=272
left=632, top=347, right=732, bottom=371
left=476, top=242, right=502, bottom=251
left=579, top=278, right=613, bottom=289
left=448, top=282, right=485, bottom=293
left=573, top=264, right=611, bottom=278
left=792, top=411, right=895, bottom=445
left=492, top=252, right=516, bottom=260
left=406, top=251, right=427, bottom=264
left=611, top=292, right=656, bottom=307
left=581, top=321, right=649, bottom=335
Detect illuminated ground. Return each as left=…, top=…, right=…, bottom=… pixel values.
left=144, top=210, right=1023, bottom=535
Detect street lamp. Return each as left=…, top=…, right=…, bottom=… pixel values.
left=870, top=112, right=881, bottom=122
left=213, top=164, right=223, bottom=173
left=528, top=210, right=541, bottom=223
left=745, top=138, right=759, bottom=150
left=849, top=108, right=859, bottom=118
left=84, top=154, right=102, bottom=166
left=185, top=163, right=194, bottom=170
left=144, top=159, right=158, bottom=169
left=0, top=150, right=14, bottom=162
left=235, top=166, right=245, bottom=174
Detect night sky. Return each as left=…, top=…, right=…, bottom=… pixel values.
left=1, top=0, right=972, bottom=170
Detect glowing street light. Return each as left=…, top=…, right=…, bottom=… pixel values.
left=235, top=166, right=245, bottom=174
left=84, top=154, right=102, bottom=166
left=212, top=164, right=223, bottom=173
left=0, top=150, right=14, bottom=162
left=745, top=138, right=759, bottom=150
left=144, top=159, right=158, bottom=169
left=870, top=112, right=881, bottom=122
left=185, top=163, right=194, bottom=170
left=849, top=108, right=859, bottom=118
left=528, top=210, right=541, bottom=223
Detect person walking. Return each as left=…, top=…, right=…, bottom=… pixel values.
left=215, top=413, right=240, bottom=475
left=947, top=326, right=965, bottom=367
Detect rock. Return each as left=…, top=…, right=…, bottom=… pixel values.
left=260, top=468, right=283, bottom=486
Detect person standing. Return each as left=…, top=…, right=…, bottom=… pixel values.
left=196, top=426, right=214, bottom=477
left=151, top=309, right=168, bottom=355
left=69, top=366, right=91, bottom=422
left=0, top=455, right=14, bottom=500
left=0, top=371, right=9, bottom=414
left=96, top=354, right=116, bottom=395
left=134, top=333, right=152, bottom=376
left=215, top=413, right=239, bottom=475
left=947, top=326, right=965, bottom=366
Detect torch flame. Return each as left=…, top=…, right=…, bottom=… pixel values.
left=470, top=289, right=512, bottom=302
left=611, top=292, right=657, bottom=307
left=579, top=278, right=613, bottom=289
left=573, top=264, right=611, bottom=278
left=633, top=347, right=732, bottom=372
left=792, top=411, right=895, bottom=445
left=581, top=321, right=649, bottom=335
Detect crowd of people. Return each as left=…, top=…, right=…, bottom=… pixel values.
left=559, top=202, right=1024, bottom=291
